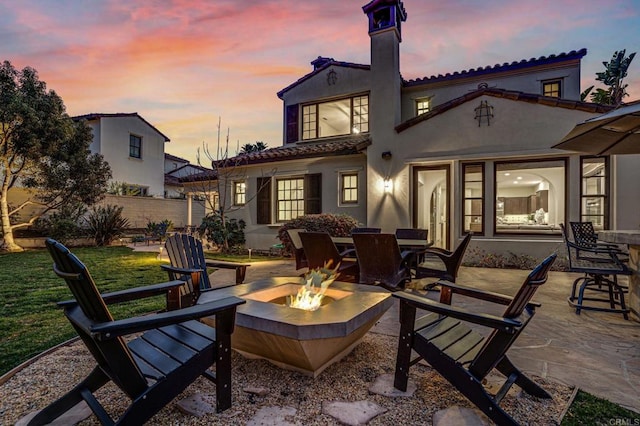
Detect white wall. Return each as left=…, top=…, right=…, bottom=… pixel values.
left=90, top=116, right=167, bottom=197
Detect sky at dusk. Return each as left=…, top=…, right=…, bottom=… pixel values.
left=1, top=0, right=639, bottom=164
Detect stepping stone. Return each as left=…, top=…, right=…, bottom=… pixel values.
left=176, top=393, right=216, bottom=417
left=432, top=406, right=489, bottom=426
left=243, top=385, right=270, bottom=396
left=16, top=401, right=92, bottom=426
left=368, top=373, right=416, bottom=397
left=322, top=400, right=387, bottom=426
left=246, top=406, right=297, bottom=426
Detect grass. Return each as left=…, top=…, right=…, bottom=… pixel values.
left=0, top=246, right=168, bottom=376
left=1, top=246, right=639, bottom=424
left=561, top=390, right=640, bottom=425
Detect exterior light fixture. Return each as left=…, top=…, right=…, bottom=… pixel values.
left=384, top=178, right=392, bottom=192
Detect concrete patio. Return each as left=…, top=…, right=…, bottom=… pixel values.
left=194, top=252, right=640, bottom=413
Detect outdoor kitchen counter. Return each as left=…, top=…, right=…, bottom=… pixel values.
left=599, top=230, right=640, bottom=321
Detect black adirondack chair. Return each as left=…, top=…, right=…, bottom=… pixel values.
left=352, top=233, right=415, bottom=290
left=299, top=231, right=359, bottom=282
left=415, top=232, right=472, bottom=285
left=394, top=254, right=557, bottom=426
left=162, top=233, right=248, bottom=308
left=28, top=239, right=245, bottom=425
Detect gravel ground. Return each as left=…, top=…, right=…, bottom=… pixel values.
left=1, top=332, right=573, bottom=425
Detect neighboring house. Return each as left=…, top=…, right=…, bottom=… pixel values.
left=73, top=112, right=170, bottom=197
left=164, top=153, right=211, bottom=199
left=183, top=0, right=640, bottom=258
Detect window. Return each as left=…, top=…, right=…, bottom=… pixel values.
left=233, top=181, right=246, bottom=205
left=416, top=98, right=430, bottom=115
left=277, top=177, right=305, bottom=221
left=580, top=157, right=608, bottom=229
left=341, top=173, right=358, bottom=204
left=125, top=184, right=148, bottom=197
left=495, top=159, right=565, bottom=234
left=129, top=134, right=142, bottom=158
left=542, top=80, right=561, bottom=98
left=462, top=163, right=483, bottom=234
left=301, top=95, right=369, bottom=140
left=257, top=174, right=322, bottom=224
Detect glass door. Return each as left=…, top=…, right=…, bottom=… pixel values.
left=413, top=166, right=450, bottom=249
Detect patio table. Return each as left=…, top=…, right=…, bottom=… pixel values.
left=331, top=236, right=433, bottom=251
left=598, top=230, right=640, bottom=321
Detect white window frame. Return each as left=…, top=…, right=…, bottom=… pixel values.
left=276, top=177, right=305, bottom=222
left=233, top=181, right=246, bottom=206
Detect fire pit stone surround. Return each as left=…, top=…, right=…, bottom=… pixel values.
left=197, top=277, right=393, bottom=376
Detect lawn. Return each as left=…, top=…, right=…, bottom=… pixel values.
left=0, top=246, right=168, bottom=376
left=1, top=246, right=639, bottom=424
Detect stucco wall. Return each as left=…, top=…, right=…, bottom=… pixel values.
left=223, top=155, right=368, bottom=249
left=99, top=194, right=205, bottom=229
left=87, top=116, right=167, bottom=197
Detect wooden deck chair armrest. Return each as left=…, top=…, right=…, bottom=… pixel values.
left=57, top=280, right=187, bottom=308
left=393, top=292, right=522, bottom=332
left=437, top=280, right=514, bottom=305
left=90, top=296, right=246, bottom=340
left=160, top=264, right=205, bottom=276
left=437, top=280, right=542, bottom=308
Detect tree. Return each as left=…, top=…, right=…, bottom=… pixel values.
left=192, top=118, right=274, bottom=252
left=238, top=141, right=268, bottom=155
left=582, top=50, right=636, bottom=106
left=0, top=61, right=111, bottom=252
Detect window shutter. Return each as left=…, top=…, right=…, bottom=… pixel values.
left=305, top=173, right=322, bottom=214
left=256, top=177, right=272, bottom=224
left=285, top=104, right=299, bottom=144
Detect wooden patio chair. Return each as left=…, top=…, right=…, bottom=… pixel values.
left=415, top=232, right=472, bottom=284
left=286, top=228, right=308, bottom=271
left=394, top=254, right=557, bottom=426
left=561, top=224, right=630, bottom=319
left=299, top=231, right=359, bottom=282
left=394, top=228, right=428, bottom=240
left=27, top=239, right=245, bottom=425
left=162, top=234, right=249, bottom=307
left=352, top=233, right=415, bottom=290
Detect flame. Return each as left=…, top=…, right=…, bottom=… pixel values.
left=288, top=263, right=339, bottom=311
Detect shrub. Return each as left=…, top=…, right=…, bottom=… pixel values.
left=85, top=205, right=130, bottom=246
left=199, top=213, right=246, bottom=252
left=146, top=219, right=173, bottom=241
left=33, top=203, right=87, bottom=244
left=277, top=213, right=360, bottom=254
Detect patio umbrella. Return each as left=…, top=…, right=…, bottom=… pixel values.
left=553, top=101, right=640, bottom=155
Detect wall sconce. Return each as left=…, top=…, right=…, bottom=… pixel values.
left=381, top=151, right=392, bottom=160
left=383, top=178, right=392, bottom=193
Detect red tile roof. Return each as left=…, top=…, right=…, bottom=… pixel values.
left=180, top=136, right=371, bottom=183
left=403, top=49, right=588, bottom=87
left=396, top=87, right=614, bottom=132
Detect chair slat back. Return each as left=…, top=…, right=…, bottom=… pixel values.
left=469, top=254, right=556, bottom=379
left=451, top=232, right=473, bottom=275
left=353, top=233, right=407, bottom=288
left=45, top=239, right=148, bottom=397
left=286, top=229, right=308, bottom=270
left=165, top=233, right=211, bottom=290
left=299, top=232, right=341, bottom=270
left=395, top=228, right=428, bottom=240
left=503, top=253, right=556, bottom=318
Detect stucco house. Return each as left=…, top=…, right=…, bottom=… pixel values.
left=184, top=0, right=640, bottom=259
left=74, top=112, right=170, bottom=197
left=164, top=153, right=211, bottom=199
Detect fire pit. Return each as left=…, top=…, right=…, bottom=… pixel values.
left=197, top=277, right=393, bottom=377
